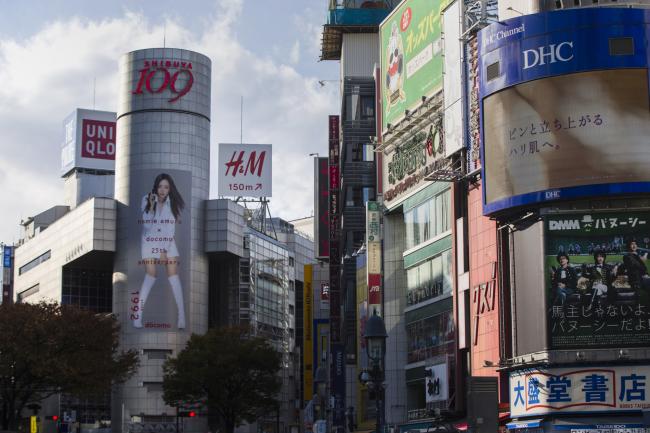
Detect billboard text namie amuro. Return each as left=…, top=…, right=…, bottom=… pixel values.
left=479, top=8, right=650, bottom=215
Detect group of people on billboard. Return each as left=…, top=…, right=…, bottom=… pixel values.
left=551, top=238, right=649, bottom=309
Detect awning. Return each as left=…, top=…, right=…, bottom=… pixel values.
left=507, top=419, right=544, bottom=430
left=551, top=415, right=646, bottom=431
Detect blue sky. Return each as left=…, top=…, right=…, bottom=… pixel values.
left=0, top=0, right=340, bottom=242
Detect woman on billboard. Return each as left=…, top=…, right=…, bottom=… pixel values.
left=133, top=173, right=186, bottom=329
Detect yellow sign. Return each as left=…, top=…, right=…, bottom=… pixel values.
left=303, top=265, right=314, bottom=403
left=30, top=416, right=37, bottom=433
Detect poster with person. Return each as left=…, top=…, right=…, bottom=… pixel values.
left=545, top=212, right=650, bottom=349
left=127, top=169, right=191, bottom=330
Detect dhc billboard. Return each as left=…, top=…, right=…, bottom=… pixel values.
left=478, top=8, right=650, bottom=215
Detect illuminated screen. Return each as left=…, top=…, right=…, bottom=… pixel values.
left=484, top=69, right=650, bottom=207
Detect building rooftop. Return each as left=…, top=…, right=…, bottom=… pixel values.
left=320, top=0, right=395, bottom=60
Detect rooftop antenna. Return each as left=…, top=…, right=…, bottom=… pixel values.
left=163, top=22, right=166, bottom=48
left=240, top=96, right=243, bottom=144
left=93, top=77, right=96, bottom=110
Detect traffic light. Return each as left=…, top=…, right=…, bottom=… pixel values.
left=45, top=415, right=59, bottom=421
left=178, top=411, right=196, bottom=418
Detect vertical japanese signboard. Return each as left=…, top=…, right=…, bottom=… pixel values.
left=315, top=157, right=330, bottom=259
left=303, top=265, right=314, bottom=404
left=545, top=211, right=650, bottom=349
left=331, top=343, right=346, bottom=429
left=328, top=115, right=341, bottom=344
left=510, top=365, right=650, bottom=417
left=328, top=115, right=345, bottom=433
left=366, top=201, right=382, bottom=314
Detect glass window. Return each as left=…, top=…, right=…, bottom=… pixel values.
left=442, top=249, right=452, bottom=294
left=363, top=143, right=375, bottom=162
left=406, top=310, right=455, bottom=363
left=406, top=249, right=452, bottom=306
left=403, top=188, right=451, bottom=249
left=352, top=143, right=363, bottom=162
left=362, top=187, right=375, bottom=205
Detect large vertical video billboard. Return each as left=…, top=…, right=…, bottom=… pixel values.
left=128, top=169, right=191, bottom=330
left=545, top=211, right=650, bottom=349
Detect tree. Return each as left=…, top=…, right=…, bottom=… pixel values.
left=163, top=326, right=282, bottom=433
left=0, top=302, right=139, bottom=430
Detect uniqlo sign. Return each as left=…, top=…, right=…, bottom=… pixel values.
left=60, top=108, right=117, bottom=175
left=81, top=120, right=116, bottom=160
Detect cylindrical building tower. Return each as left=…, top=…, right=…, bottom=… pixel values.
left=112, top=48, right=211, bottom=432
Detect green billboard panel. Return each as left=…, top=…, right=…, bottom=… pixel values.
left=380, top=0, right=449, bottom=133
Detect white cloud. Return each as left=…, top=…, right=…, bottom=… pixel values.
left=290, top=40, right=300, bottom=64
left=0, top=1, right=338, bottom=242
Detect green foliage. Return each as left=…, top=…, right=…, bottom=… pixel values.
left=0, top=302, right=139, bottom=430
left=163, top=326, right=282, bottom=433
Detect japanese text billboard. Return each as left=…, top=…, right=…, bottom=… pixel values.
left=315, top=157, right=329, bottom=259
left=218, top=143, right=272, bottom=197
left=545, top=211, right=650, bottom=350
left=381, top=120, right=445, bottom=209
left=379, top=0, right=449, bottom=133
left=510, top=365, right=650, bottom=417
left=484, top=69, right=650, bottom=212
left=127, top=169, right=191, bottom=330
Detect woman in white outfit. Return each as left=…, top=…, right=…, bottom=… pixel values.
left=133, top=173, right=186, bottom=329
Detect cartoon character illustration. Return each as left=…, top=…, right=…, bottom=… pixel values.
left=385, top=22, right=404, bottom=104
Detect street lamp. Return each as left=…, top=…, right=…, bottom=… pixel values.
left=363, top=312, right=387, bottom=433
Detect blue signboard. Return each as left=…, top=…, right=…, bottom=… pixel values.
left=478, top=8, right=650, bottom=215
left=3, top=246, right=12, bottom=268
left=331, top=343, right=346, bottom=430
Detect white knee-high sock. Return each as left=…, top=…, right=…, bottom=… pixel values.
left=134, top=274, right=155, bottom=328
left=169, top=275, right=185, bottom=329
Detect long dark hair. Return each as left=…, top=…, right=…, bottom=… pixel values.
left=146, top=173, right=185, bottom=219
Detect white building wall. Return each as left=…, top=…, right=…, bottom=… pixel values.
left=341, top=33, right=379, bottom=78
left=13, top=198, right=116, bottom=303
left=383, top=211, right=408, bottom=425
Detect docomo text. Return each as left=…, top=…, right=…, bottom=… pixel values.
left=132, top=60, right=194, bottom=103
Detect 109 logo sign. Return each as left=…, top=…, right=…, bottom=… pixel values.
left=132, top=59, right=194, bottom=103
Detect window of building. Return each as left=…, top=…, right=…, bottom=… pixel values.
left=345, top=94, right=375, bottom=122
left=18, top=250, right=51, bottom=275
left=406, top=249, right=452, bottom=306
left=362, top=187, right=375, bottom=204
left=352, top=143, right=375, bottom=162
left=17, top=284, right=39, bottom=302
left=404, top=189, right=451, bottom=250
left=62, top=268, right=112, bottom=313
left=406, top=310, right=455, bottom=364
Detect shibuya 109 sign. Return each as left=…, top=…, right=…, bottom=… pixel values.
left=132, top=59, right=194, bottom=103
left=217, top=143, right=272, bottom=197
